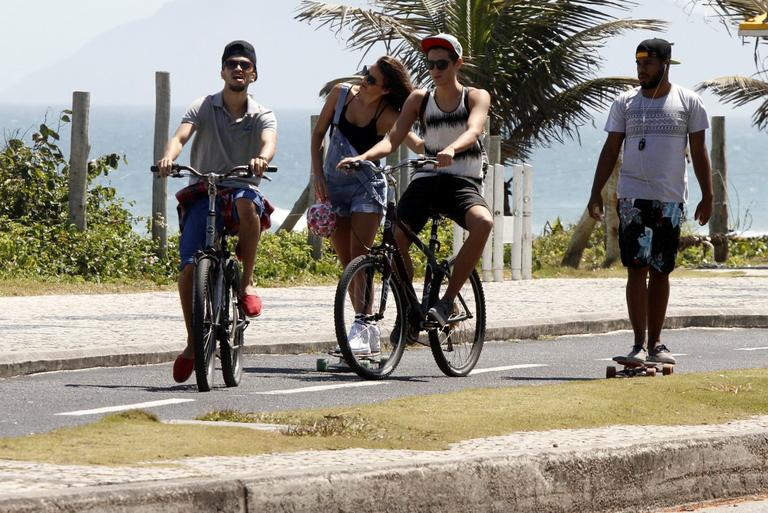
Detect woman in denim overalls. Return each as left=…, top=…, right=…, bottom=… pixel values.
left=311, top=56, right=423, bottom=352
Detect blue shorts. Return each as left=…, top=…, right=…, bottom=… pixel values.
left=179, top=188, right=264, bottom=269
left=325, top=166, right=387, bottom=218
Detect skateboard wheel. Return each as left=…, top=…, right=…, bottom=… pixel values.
left=606, top=366, right=617, bottom=379
left=662, top=365, right=673, bottom=376
left=316, top=358, right=328, bottom=372
left=646, top=367, right=657, bottom=377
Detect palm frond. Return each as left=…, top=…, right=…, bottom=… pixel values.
left=697, top=75, right=768, bottom=129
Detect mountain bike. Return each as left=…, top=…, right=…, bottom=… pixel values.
left=151, top=163, right=276, bottom=391
left=333, top=158, right=486, bottom=380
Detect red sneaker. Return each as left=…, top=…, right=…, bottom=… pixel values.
left=241, top=292, right=262, bottom=318
left=172, top=354, right=194, bottom=383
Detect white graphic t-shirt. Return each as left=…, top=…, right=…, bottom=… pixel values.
left=604, top=84, right=709, bottom=203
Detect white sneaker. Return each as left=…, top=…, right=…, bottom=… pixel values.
left=348, top=319, right=371, bottom=355
left=366, top=323, right=381, bottom=354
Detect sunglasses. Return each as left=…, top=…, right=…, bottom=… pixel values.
left=361, top=65, right=377, bottom=86
left=224, top=59, right=253, bottom=71
left=426, top=59, right=451, bottom=71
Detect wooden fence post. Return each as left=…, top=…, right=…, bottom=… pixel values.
left=68, top=91, right=90, bottom=231
left=710, top=116, right=728, bottom=262
left=521, top=163, right=533, bottom=280
left=153, top=71, right=171, bottom=258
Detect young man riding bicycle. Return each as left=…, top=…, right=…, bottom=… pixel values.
left=339, top=33, right=493, bottom=328
left=155, top=40, right=277, bottom=383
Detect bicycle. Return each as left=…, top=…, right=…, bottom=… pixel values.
left=333, top=158, right=486, bottom=380
left=150, top=163, right=276, bottom=391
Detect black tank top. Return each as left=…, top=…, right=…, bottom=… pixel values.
left=337, top=96, right=386, bottom=155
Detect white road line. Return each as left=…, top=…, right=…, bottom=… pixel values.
left=56, top=398, right=195, bottom=416
left=254, top=381, right=387, bottom=395
left=470, top=364, right=548, bottom=375
left=735, top=347, right=768, bottom=352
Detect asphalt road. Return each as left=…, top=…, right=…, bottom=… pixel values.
left=0, top=327, right=766, bottom=438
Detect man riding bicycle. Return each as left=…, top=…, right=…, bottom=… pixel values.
left=155, top=40, right=277, bottom=383
left=339, top=33, right=492, bottom=328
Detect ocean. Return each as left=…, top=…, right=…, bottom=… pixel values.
left=1, top=103, right=765, bottom=236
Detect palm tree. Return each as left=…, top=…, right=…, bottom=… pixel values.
left=695, top=1, right=768, bottom=130
left=697, top=76, right=768, bottom=129
left=295, top=0, right=664, bottom=160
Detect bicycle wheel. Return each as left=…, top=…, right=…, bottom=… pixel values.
left=192, top=257, right=218, bottom=391
left=334, top=254, right=406, bottom=380
left=428, top=263, right=486, bottom=377
left=220, top=259, right=245, bottom=387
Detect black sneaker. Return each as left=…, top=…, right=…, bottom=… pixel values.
left=649, top=344, right=676, bottom=364
left=427, top=298, right=454, bottom=328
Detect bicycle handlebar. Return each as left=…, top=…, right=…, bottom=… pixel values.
left=150, top=164, right=278, bottom=180
left=339, top=158, right=438, bottom=174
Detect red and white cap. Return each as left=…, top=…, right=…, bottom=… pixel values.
left=421, top=33, right=463, bottom=58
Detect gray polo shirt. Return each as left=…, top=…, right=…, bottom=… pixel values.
left=181, top=91, right=277, bottom=189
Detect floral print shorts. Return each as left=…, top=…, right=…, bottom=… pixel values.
left=617, top=198, right=684, bottom=274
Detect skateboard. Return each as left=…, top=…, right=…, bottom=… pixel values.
left=316, top=350, right=388, bottom=372
left=606, top=356, right=674, bottom=379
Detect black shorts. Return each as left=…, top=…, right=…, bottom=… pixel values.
left=396, top=174, right=489, bottom=232
left=617, top=198, right=684, bottom=274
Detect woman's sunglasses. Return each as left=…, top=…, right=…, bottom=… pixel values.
left=224, top=59, right=253, bottom=71
left=426, top=59, right=451, bottom=71
left=361, top=65, right=377, bottom=86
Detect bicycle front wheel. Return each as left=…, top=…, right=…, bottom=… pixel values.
left=220, top=259, right=244, bottom=388
left=334, top=254, right=406, bottom=380
left=428, top=264, right=486, bottom=377
left=192, top=257, right=218, bottom=391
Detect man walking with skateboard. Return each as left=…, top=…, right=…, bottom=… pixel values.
left=587, top=38, right=713, bottom=365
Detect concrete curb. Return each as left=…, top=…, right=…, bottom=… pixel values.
left=2, top=313, right=767, bottom=379
left=2, top=432, right=768, bottom=513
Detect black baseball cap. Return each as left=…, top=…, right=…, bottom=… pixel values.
left=222, top=40, right=258, bottom=75
left=636, top=38, right=681, bottom=64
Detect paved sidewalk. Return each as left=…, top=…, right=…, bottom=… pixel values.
left=1, top=273, right=767, bottom=377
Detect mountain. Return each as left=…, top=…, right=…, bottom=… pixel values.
left=0, top=0, right=367, bottom=108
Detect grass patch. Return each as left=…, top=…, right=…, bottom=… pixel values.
left=0, top=277, right=176, bottom=297
left=2, top=370, right=767, bottom=466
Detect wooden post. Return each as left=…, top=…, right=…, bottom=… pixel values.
left=308, top=114, right=323, bottom=260
left=511, top=164, right=523, bottom=280
left=709, top=116, right=728, bottom=262
left=521, top=163, right=533, bottom=280
left=68, top=91, right=90, bottom=231
left=153, top=72, right=171, bottom=258
left=492, top=163, right=504, bottom=282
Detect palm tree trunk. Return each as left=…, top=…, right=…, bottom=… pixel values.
left=562, top=150, right=622, bottom=268
left=601, top=158, right=620, bottom=267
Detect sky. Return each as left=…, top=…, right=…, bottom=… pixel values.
left=0, top=0, right=763, bottom=115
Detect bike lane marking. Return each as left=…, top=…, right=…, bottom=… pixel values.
left=56, top=398, right=195, bottom=416
left=253, top=382, right=388, bottom=395
left=469, top=364, right=548, bottom=375
left=735, top=346, right=768, bottom=351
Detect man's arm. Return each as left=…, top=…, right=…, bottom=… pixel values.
left=435, top=87, right=490, bottom=168
left=587, top=132, right=625, bottom=221
left=689, top=130, right=713, bottom=225
left=156, top=123, right=196, bottom=176
left=250, top=128, right=277, bottom=175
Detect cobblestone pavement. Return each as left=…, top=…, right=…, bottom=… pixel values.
left=1, top=274, right=766, bottom=365
left=1, top=415, right=767, bottom=497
